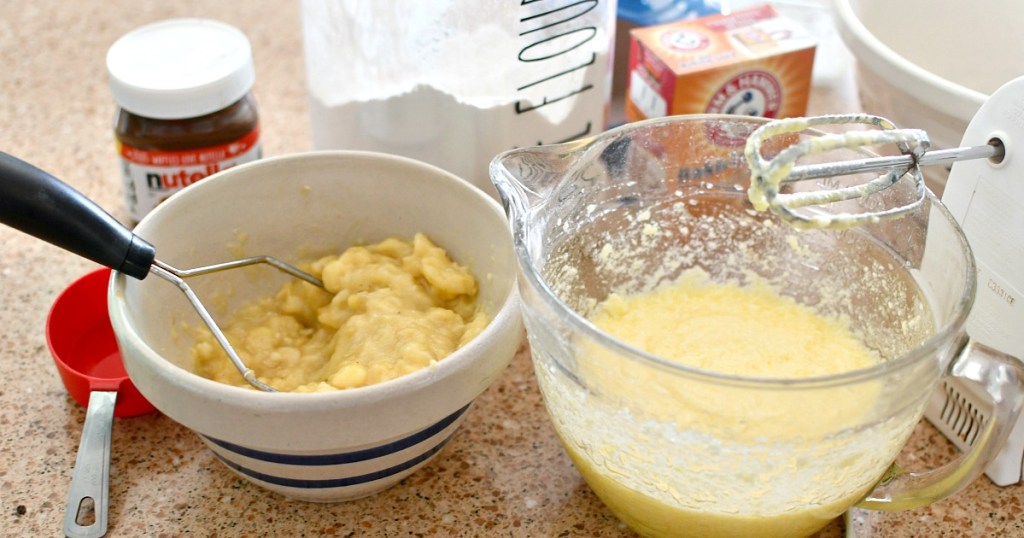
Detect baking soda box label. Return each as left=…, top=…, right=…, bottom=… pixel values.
left=625, top=4, right=816, bottom=122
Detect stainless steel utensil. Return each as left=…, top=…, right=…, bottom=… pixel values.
left=0, top=152, right=324, bottom=392
left=745, top=114, right=1004, bottom=229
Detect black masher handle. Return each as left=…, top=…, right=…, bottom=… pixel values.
left=0, top=151, right=155, bottom=279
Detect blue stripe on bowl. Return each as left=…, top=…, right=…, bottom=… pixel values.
left=211, top=429, right=458, bottom=489
left=202, top=403, right=470, bottom=466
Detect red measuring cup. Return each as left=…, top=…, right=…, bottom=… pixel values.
left=46, top=268, right=155, bottom=538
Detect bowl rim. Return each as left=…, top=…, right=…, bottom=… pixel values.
left=833, top=0, right=986, bottom=121
left=109, top=149, right=520, bottom=410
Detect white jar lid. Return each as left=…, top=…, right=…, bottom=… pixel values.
left=107, top=18, right=255, bottom=120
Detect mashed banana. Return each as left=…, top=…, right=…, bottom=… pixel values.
left=192, top=233, right=488, bottom=392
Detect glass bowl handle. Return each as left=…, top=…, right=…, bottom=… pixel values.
left=858, top=338, right=1024, bottom=511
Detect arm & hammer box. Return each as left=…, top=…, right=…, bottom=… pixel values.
left=625, top=4, right=817, bottom=122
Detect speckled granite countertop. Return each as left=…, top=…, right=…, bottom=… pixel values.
left=2, top=2, right=1022, bottom=537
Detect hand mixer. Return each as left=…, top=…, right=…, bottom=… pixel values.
left=746, top=75, right=1024, bottom=486
left=0, top=152, right=324, bottom=392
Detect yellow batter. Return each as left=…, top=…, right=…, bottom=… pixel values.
left=565, top=448, right=874, bottom=538
left=591, top=274, right=878, bottom=378
left=550, top=270, right=896, bottom=538
left=192, top=233, right=488, bottom=392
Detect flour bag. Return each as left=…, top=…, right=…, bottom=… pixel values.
left=302, top=0, right=616, bottom=197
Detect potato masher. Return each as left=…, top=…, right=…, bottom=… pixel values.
left=0, top=152, right=323, bottom=392
left=745, top=113, right=1005, bottom=229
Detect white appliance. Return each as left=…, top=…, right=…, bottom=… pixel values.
left=924, top=75, right=1024, bottom=486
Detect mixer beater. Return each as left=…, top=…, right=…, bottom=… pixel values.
left=745, top=113, right=1004, bottom=230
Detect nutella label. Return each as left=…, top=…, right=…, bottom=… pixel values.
left=117, top=127, right=261, bottom=221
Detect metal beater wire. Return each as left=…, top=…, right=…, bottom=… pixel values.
left=785, top=142, right=1004, bottom=183
left=745, top=114, right=1003, bottom=229
left=149, top=258, right=325, bottom=392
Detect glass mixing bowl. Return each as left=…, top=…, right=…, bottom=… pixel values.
left=490, top=115, right=1024, bottom=538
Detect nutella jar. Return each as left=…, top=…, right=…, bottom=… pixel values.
left=107, top=19, right=262, bottom=222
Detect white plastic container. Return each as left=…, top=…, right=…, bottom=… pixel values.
left=301, top=0, right=617, bottom=197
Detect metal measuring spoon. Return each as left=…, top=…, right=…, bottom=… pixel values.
left=46, top=268, right=156, bottom=538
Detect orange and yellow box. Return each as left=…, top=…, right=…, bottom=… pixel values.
left=625, top=4, right=816, bottom=122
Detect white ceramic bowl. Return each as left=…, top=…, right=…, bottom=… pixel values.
left=833, top=0, right=1024, bottom=190
left=108, top=151, right=522, bottom=502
